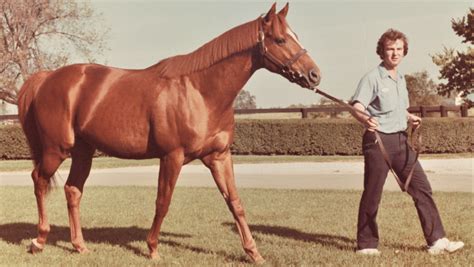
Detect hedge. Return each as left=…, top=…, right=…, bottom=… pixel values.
left=232, top=118, right=473, bottom=155
left=1, top=125, right=31, bottom=160
left=1, top=118, right=472, bottom=159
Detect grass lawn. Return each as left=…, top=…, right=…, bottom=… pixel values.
left=0, top=186, right=471, bottom=266
left=1, top=153, right=471, bottom=172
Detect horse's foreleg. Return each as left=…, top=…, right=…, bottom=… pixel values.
left=64, top=141, right=94, bottom=253
left=147, top=150, right=184, bottom=260
left=202, top=150, right=264, bottom=264
left=30, top=150, right=65, bottom=253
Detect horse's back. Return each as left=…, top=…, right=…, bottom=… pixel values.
left=17, top=62, right=231, bottom=160
left=19, top=64, right=129, bottom=154
left=30, top=63, right=166, bottom=158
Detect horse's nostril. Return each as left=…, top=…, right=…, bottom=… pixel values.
left=309, top=69, right=320, bottom=84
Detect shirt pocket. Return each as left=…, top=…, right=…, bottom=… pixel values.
left=375, top=88, right=396, bottom=114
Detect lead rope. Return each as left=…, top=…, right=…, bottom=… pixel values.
left=404, top=126, right=422, bottom=191
left=311, top=87, right=421, bottom=192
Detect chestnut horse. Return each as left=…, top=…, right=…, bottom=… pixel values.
left=17, top=3, right=320, bottom=263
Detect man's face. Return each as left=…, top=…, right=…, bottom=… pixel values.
left=383, top=39, right=405, bottom=69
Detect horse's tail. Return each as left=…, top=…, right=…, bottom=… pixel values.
left=17, top=71, right=56, bottom=189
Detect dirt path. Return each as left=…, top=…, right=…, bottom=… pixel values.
left=1, top=158, right=472, bottom=192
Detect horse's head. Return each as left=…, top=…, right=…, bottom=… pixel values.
left=257, top=3, right=321, bottom=89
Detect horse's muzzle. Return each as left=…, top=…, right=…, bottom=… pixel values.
left=308, top=68, right=321, bottom=86
left=284, top=67, right=321, bottom=89
left=297, top=68, right=320, bottom=89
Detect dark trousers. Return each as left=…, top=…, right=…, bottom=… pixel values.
left=357, top=131, right=446, bottom=249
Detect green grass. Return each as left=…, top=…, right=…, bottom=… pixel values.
left=0, top=186, right=471, bottom=266
left=1, top=153, right=472, bottom=172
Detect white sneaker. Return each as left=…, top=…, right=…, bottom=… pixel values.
left=356, top=248, right=381, bottom=255
left=428, top=237, right=464, bottom=255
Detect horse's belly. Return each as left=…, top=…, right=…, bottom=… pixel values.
left=79, top=119, right=160, bottom=159
left=96, top=139, right=158, bottom=159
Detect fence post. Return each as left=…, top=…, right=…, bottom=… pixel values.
left=420, top=106, right=426, bottom=118
left=460, top=105, right=468, bottom=117
left=440, top=105, right=448, bottom=117
left=301, top=108, right=308, bottom=119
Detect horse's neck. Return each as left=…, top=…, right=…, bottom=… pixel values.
left=195, top=50, right=258, bottom=110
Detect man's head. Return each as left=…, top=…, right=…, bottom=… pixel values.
left=376, top=29, right=408, bottom=68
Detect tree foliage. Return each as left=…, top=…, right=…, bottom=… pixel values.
left=0, top=0, right=108, bottom=104
left=432, top=8, right=473, bottom=101
left=234, top=89, right=257, bottom=109
left=405, top=71, right=446, bottom=106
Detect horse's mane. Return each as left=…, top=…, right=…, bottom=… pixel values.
left=151, top=18, right=262, bottom=78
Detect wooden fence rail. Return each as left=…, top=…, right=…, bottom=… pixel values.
left=0, top=105, right=470, bottom=122
left=0, top=114, right=20, bottom=122
left=235, top=105, right=470, bottom=118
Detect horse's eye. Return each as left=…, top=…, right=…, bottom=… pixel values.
left=275, top=38, right=286, bottom=45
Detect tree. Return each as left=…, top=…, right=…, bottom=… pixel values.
left=234, top=89, right=257, bottom=109
left=405, top=71, right=446, bottom=106
left=432, top=8, right=473, bottom=102
left=0, top=0, right=108, bottom=105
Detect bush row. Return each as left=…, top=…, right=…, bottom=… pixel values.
left=1, top=125, right=31, bottom=160
left=1, top=118, right=472, bottom=159
left=232, top=118, right=473, bottom=155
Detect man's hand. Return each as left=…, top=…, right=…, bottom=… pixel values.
left=364, top=116, right=379, bottom=132
left=408, top=114, right=422, bottom=129
left=352, top=102, right=378, bottom=131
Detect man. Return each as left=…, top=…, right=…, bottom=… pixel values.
left=350, top=29, right=464, bottom=255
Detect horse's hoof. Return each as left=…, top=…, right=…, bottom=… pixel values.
left=253, top=256, right=266, bottom=265
left=149, top=252, right=160, bottom=260
left=246, top=249, right=265, bottom=264
left=29, top=238, right=44, bottom=254
left=77, top=247, right=90, bottom=254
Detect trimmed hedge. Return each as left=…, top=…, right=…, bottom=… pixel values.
left=232, top=118, right=473, bottom=155
left=0, top=125, right=31, bottom=160
left=232, top=119, right=363, bottom=155
left=1, top=118, right=472, bottom=159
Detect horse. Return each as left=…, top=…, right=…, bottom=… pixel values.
left=17, top=3, right=320, bottom=263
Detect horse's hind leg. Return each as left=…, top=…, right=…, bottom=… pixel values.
left=64, top=139, right=95, bottom=253
left=29, top=148, right=67, bottom=253
left=202, top=150, right=264, bottom=264
left=146, top=150, right=184, bottom=260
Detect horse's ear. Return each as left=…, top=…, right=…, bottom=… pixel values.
left=278, top=2, right=289, bottom=17
left=264, top=2, right=277, bottom=24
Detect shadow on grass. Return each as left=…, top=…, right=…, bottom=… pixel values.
left=0, top=222, right=247, bottom=262
left=224, top=222, right=423, bottom=252
left=223, top=222, right=355, bottom=251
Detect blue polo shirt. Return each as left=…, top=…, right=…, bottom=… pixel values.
left=351, top=63, right=409, bottom=134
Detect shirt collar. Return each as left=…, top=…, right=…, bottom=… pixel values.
left=378, top=62, right=404, bottom=80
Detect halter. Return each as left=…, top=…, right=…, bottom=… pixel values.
left=257, top=20, right=308, bottom=83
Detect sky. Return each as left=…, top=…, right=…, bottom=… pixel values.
left=84, top=1, right=471, bottom=108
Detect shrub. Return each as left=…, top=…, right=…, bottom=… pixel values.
left=1, top=118, right=472, bottom=159
left=0, top=125, right=30, bottom=159
left=232, top=118, right=473, bottom=155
